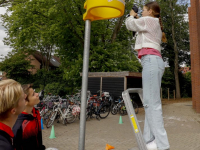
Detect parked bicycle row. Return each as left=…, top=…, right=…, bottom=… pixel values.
left=36, top=90, right=139, bottom=128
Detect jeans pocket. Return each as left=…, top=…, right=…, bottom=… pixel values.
left=156, top=57, right=165, bottom=70
left=141, top=56, right=150, bottom=68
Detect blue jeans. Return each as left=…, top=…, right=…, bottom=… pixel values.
left=141, top=55, right=170, bottom=150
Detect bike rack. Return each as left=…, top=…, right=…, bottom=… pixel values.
left=122, top=88, right=147, bottom=150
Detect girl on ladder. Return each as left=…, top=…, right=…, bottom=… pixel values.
left=125, top=1, right=170, bottom=150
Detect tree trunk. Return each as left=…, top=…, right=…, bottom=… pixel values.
left=174, top=45, right=181, bottom=98
left=46, top=46, right=52, bottom=71
left=170, top=0, right=181, bottom=98
left=40, top=50, right=45, bottom=70
left=111, top=16, right=125, bottom=43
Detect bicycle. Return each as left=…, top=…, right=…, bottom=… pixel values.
left=100, top=91, right=113, bottom=108
left=86, top=96, right=110, bottom=120
left=46, top=99, right=80, bottom=128
left=37, top=101, right=52, bottom=124
left=111, top=97, right=139, bottom=115
left=36, top=94, right=54, bottom=124
left=111, top=97, right=125, bottom=115
left=46, top=99, right=67, bottom=128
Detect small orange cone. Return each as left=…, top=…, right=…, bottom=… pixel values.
left=105, top=144, right=115, bottom=150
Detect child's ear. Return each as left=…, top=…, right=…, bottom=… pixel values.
left=149, top=9, right=153, bottom=15
left=10, top=108, right=16, bottom=115
left=25, top=100, right=29, bottom=106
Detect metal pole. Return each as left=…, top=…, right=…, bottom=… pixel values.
left=124, top=77, right=127, bottom=91
left=78, top=20, right=91, bottom=150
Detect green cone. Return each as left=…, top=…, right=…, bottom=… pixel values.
left=119, top=116, right=123, bottom=124
left=49, top=125, right=56, bottom=139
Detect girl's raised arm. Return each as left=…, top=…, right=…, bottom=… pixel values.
left=125, top=16, right=146, bottom=32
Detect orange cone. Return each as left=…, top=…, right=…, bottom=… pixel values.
left=105, top=144, right=115, bottom=150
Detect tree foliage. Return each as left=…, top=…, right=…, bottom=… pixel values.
left=1, top=0, right=59, bottom=70
left=0, top=52, right=33, bottom=83
left=162, top=68, right=192, bottom=98
left=1, top=0, right=142, bottom=89
left=158, top=0, right=189, bottom=98
left=159, top=0, right=190, bottom=67
left=44, top=82, right=68, bottom=97
left=0, top=0, right=191, bottom=97
left=32, top=68, right=64, bottom=89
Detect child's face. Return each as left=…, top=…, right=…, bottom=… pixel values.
left=26, top=88, right=40, bottom=107
left=142, top=6, right=153, bottom=17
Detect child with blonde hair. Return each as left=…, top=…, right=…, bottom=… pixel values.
left=0, top=79, right=26, bottom=150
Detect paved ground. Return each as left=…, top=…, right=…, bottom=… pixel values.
left=42, top=99, right=200, bottom=150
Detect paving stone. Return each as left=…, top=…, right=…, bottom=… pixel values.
left=42, top=101, right=200, bottom=150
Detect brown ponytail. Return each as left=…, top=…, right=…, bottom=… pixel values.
left=159, top=17, right=167, bottom=43
left=145, top=2, right=167, bottom=43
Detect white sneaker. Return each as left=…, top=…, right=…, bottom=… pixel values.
left=146, top=140, right=158, bottom=150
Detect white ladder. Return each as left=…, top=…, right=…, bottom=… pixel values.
left=122, top=88, right=147, bottom=150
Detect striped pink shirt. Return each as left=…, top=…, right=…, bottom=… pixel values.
left=138, top=48, right=162, bottom=59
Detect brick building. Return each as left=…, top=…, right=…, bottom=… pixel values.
left=188, top=0, right=200, bottom=113
left=27, top=52, right=61, bottom=74
left=0, top=52, right=60, bottom=80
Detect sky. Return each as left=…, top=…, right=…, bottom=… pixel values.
left=0, top=0, right=191, bottom=57
left=0, top=7, right=10, bottom=57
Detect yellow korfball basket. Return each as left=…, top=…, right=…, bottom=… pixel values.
left=83, top=0, right=125, bottom=21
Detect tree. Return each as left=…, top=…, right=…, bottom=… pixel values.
left=52, top=0, right=142, bottom=87
left=0, top=0, right=13, bottom=7
left=1, top=0, right=143, bottom=91
left=158, top=0, right=190, bottom=98
left=0, top=52, right=33, bottom=83
left=44, top=82, right=68, bottom=97
left=32, top=68, right=64, bottom=90
left=179, top=71, right=192, bottom=97
left=1, top=0, right=191, bottom=96
left=1, top=0, right=58, bottom=71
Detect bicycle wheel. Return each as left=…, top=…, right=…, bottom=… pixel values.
left=111, top=105, right=118, bottom=115
left=133, top=102, right=139, bottom=114
left=85, top=104, right=94, bottom=120
left=60, top=108, right=67, bottom=125
left=66, top=111, right=76, bottom=123
left=43, top=110, right=52, bottom=124
left=119, top=104, right=127, bottom=116
left=99, top=105, right=110, bottom=119
left=86, top=107, right=90, bottom=120
left=46, top=111, right=57, bottom=128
